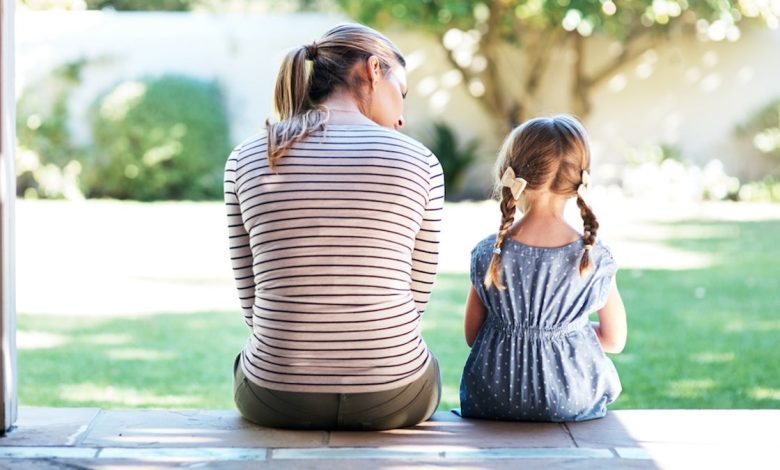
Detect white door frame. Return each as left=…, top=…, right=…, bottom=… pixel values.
left=0, top=0, right=16, bottom=435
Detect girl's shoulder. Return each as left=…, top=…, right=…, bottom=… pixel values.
left=471, top=233, right=499, bottom=259
left=592, top=238, right=618, bottom=273
left=470, top=234, right=617, bottom=268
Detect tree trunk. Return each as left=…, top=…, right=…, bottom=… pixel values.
left=570, top=33, right=592, bottom=119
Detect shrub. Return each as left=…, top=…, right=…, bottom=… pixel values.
left=15, top=61, right=87, bottom=199
left=736, top=98, right=780, bottom=162
left=738, top=176, right=780, bottom=202
left=423, top=121, right=479, bottom=199
left=621, top=145, right=741, bottom=201
left=85, top=75, right=231, bottom=200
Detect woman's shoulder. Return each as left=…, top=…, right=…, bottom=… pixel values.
left=389, top=129, right=435, bottom=157
left=237, top=131, right=268, bottom=150
left=335, top=126, right=436, bottom=161
left=230, top=131, right=268, bottom=160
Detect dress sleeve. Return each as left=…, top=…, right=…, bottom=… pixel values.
left=410, top=153, right=445, bottom=315
left=224, top=148, right=255, bottom=329
left=591, top=242, right=618, bottom=310
left=469, top=243, right=491, bottom=308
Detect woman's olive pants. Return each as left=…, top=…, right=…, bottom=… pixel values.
left=233, top=353, right=441, bottom=430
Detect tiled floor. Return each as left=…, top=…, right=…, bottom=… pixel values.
left=0, top=407, right=775, bottom=469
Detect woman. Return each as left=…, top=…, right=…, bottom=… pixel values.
left=224, top=23, right=444, bottom=430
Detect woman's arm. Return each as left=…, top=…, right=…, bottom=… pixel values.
left=410, top=154, right=444, bottom=315
left=464, top=287, right=487, bottom=347
left=225, top=151, right=256, bottom=329
left=592, top=278, right=627, bottom=353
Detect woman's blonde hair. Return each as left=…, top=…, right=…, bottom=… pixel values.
left=484, top=115, right=598, bottom=289
left=266, top=23, right=405, bottom=168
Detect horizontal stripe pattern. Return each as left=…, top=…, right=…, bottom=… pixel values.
left=225, top=125, right=444, bottom=393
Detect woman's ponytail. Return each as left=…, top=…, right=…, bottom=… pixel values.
left=266, top=45, right=327, bottom=169
left=275, top=46, right=310, bottom=120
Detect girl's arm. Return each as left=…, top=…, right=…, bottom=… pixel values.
left=464, top=287, right=487, bottom=347
left=592, top=278, right=627, bottom=353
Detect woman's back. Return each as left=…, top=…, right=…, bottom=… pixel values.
left=226, top=125, right=444, bottom=393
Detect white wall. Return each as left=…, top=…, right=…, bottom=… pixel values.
left=588, top=28, right=780, bottom=182
left=16, top=11, right=780, bottom=195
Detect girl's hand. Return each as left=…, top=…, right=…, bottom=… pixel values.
left=464, top=287, right=487, bottom=347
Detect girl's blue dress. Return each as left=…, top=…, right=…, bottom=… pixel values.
left=460, top=234, right=621, bottom=422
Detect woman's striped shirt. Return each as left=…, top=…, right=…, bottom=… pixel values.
left=224, top=124, right=444, bottom=393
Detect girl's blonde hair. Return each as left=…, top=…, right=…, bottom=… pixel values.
left=484, top=115, right=598, bottom=289
left=266, top=23, right=405, bottom=168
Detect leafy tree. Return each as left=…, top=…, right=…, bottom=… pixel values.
left=336, top=0, right=780, bottom=129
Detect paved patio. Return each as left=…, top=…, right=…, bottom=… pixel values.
left=0, top=408, right=775, bottom=469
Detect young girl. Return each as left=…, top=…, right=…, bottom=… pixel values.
left=459, top=115, right=627, bottom=422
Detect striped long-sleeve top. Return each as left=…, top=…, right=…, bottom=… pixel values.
left=224, top=124, right=444, bottom=393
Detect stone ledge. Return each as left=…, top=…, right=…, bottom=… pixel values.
left=0, top=408, right=776, bottom=469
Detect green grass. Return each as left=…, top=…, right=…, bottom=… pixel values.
left=608, top=220, right=780, bottom=409
left=18, top=219, right=780, bottom=410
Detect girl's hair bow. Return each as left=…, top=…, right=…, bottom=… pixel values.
left=501, top=167, right=528, bottom=200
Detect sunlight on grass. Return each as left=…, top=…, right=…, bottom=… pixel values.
left=83, top=333, right=133, bottom=345
left=59, top=384, right=199, bottom=407
left=749, top=387, right=780, bottom=401
left=691, top=352, right=735, bottom=364
left=667, top=379, right=716, bottom=399
left=724, top=320, right=780, bottom=332
left=107, top=349, right=177, bottom=361
left=17, top=331, right=69, bottom=349
left=617, top=241, right=716, bottom=270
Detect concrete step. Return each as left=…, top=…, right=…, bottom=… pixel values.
left=0, top=407, right=775, bottom=469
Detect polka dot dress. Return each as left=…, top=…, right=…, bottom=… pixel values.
left=459, top=235, right=621, bottom=422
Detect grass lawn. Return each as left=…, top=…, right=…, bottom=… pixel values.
left=18, top=218, right=780, bottom=411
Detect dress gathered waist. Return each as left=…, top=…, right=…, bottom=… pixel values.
left=484, top=315, right=590, bottom=339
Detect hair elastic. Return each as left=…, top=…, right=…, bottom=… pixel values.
left=304, top=42, right=318, bottom=60
left=577, top=169, right=591, bottom=199
left=493, top=247, right=502, bottom=255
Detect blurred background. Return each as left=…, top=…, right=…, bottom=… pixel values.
left=13, top=0, right=780, bottom=411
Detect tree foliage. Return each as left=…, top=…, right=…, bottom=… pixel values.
left=336, top=0, right=780, bottom=128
